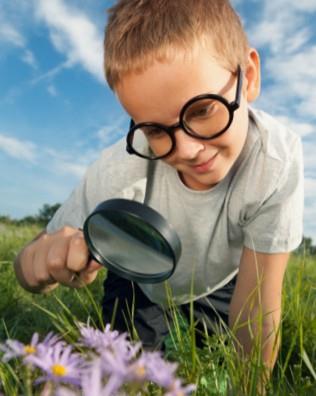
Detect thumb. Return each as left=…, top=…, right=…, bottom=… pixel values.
left=76, top=260, right=103, bottom=286
left=86, top=259, right=103, bottom=273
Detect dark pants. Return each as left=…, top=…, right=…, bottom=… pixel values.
left=102, top=272, right=237, bottom=350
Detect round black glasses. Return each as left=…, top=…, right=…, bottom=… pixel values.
left=126, top=66, right=243, bottom=160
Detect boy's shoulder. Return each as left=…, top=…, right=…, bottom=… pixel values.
left=93, top=137, right=147, bottom=180
left=229, top=108, right=303, bottom=217
left=229, top=108, right=304, bottom=252
left=249, top=107, right=301, bottom=163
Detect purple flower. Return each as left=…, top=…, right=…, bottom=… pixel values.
left=81, top=357, right=127, bottom=396
left=79, top=324, right=119, bottom=352
left=80, top=323, right=141, bottom=380
left=27, top=342, right=84, bottom=386
left=1, top=326, right=195, bottom=396
left=0, top=332, right=60, bottom=363
left=81, top=358, right=103, bottom=396
left=79, top=323, right=141, bottom=362
left=128, top=351, right=178, bottom=387
left=126, top=351, right=196, bottom=395
left=101, top=374, right=126, bottom=396
left=54, top=386, right=78, bottom=396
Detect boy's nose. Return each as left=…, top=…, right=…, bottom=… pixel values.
left=173, top=129, right=205, bottom=160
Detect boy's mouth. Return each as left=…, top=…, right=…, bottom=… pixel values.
left=192, top=152, right=219, bottom=173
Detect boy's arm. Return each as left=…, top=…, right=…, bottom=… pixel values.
left=229, top=247, right=289, bottom=372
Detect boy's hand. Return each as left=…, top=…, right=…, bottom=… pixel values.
left=14, top=226, right=103, bottom=293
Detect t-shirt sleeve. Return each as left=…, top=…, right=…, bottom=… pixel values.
left=46, top=157, right=105, bottom=233
left=46, top=139, right=147, bottom=234
left=242, top=136, right=304, bottom=253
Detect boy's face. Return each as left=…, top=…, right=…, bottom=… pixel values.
left=115, top=44, right=260, bottom=190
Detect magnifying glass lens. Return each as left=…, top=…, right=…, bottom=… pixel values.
left=87, top=212, right=173, bottom=275
left=83, top=199, right=181, bottom=283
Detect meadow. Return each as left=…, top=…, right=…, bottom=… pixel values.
left=0, top=222, right=315, bottom=395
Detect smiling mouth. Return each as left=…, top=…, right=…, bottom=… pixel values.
left=192, top=153, right=219, bottom=173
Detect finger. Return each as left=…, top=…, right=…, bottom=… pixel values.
left=85, top=259, right=103, bottom=273
left=49, top=266, right=77, bottom=286
left=46, top=234, right=69, bottom=271
left=71, top=260, right=102, bottom=287
left=32, top=236, right=56, bottom=285
left=21, top=243, right=43, bottom=288
left=67, top=233, right=90, bottom=273
left=78, top=268, right=100, bottom=286
left=47, top=235, right=75, bottom=285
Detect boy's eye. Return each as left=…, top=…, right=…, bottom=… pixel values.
left=185, top=100, right=218, bottom=120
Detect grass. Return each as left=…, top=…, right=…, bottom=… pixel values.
left=0, top=222, right=315, bottom=395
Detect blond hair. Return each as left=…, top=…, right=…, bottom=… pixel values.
left=104, top=0, right=249, bottom=89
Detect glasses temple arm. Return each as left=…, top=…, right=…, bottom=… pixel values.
left=232, top=65, right=243, bottom=110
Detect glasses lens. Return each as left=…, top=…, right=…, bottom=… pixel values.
left=183, top=98, right=230, bottom=138
left=131, top=125, right=173, bottom=159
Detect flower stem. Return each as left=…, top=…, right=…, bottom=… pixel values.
left=25, top=364, right=33, bottom=396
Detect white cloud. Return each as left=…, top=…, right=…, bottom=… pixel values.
left=275, top=116, right=315, bottom=138
left=0, top=134, right=37, bottom=162
left=0, top=22, right=25, bottom=47
left=248, top=7, right=313, bottom=55
left=263, top=47, right=316, bottom=120
left=305, top=177, right=316, bottom=200
left=47, top=84, right=58, bottom=96
left=55, top=161, right=87, bottom=177
left=96, top=117, right=128, bottom=147
left=30, top=60, right=72, bottom=85
left=21, top=49, right=38, bottom=69
left=265, top=47, right=316, bottom=82
left=302, top=141, right=316, bottom=175
left=0, top=19, right=38, bottom=71
left=303, top=177, right=316, bottom=241
left=35, top=0, right=104, bottom=83
left=244, top=0, right=316, bottom=133
left=269, top=0, right=316, bottom=13
left=0, top=131, right=91, bottom=177
left=43, top=148, right=92, bottom=178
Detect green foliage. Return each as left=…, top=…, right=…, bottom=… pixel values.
left=37, top=203, right=61, bottom=225
left=0, top=202, right=61, bottom=227
left=275, top=255, right=316, bottom=394
left=294, top=236, right=316, bottom=256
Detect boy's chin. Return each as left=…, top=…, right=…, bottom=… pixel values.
left=179, top=171, right=224, bottom=191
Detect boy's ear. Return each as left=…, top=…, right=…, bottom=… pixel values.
left=244, top=49, right=261, bottom=102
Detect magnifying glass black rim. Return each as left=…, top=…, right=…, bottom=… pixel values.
left=83, top=199, right=181, bottom=283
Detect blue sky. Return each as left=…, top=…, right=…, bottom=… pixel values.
left=1, top=0, right=316, bottom=241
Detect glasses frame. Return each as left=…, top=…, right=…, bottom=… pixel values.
left=126, top=65, right=243, bottom=160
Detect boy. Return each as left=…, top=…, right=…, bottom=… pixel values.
left=14, top=0, right=303, bottom=377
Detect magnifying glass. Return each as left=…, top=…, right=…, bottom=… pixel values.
left=83, top=199, right=182, bottom=283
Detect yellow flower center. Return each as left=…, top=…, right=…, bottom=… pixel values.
left=134, top=365, right=146, bottom=379
left=24, top=345, right=36, bottom=354
left=51, top=364, right=68, bottom=377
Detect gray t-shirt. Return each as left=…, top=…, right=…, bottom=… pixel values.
left=47, top=108, right=304, bottom=306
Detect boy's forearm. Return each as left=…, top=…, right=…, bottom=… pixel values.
left=229, top=306, right=281, bottom=372
left=229, top=248, right=288, bottom=382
